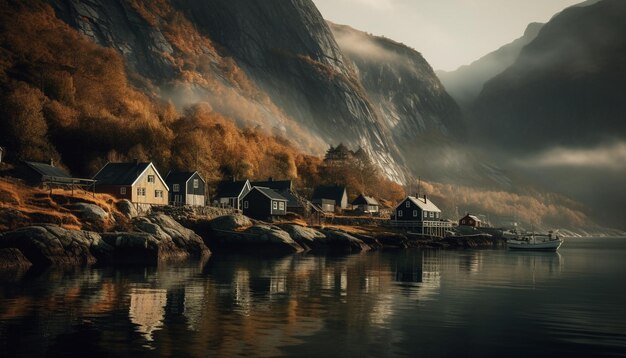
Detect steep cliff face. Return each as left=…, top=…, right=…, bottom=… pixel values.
left=170, top=0, right=407, bottom=181
left=437, top=22, right=543, bottom=109
left=472, top=0, right=626, bottom=153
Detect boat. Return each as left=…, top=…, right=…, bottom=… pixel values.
left=506, top=230, right=563, bottom=251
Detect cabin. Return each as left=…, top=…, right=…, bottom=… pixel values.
left=93, top=161, right=169, bottom=206
left=17, top=160, right=73, bottom=186
left=165, top=171, right=206, bottom=206
left=242, top=187, right=288, bottom=220
left=312, top=185, right=348, bottom=210
left=392, top=195, right=450, bottom=237
left=351, top=194, right=379, bottom=214
left=459, top=213, right=481, bottom=228
left=214, top=179, right=251, bottom=210
left=251, top=178, right=317, bottom=215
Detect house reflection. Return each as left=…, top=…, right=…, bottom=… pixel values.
left=128, top=288, right=167, bottom=342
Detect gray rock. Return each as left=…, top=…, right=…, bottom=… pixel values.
left=279, top=224, right=326, bottom=250
left=0, top=248, right=32, bottom=271
left=319, top=229, right=371, bottom=253
left=241, top=225, right=303, bottom=253
left=133, top=214, right=210, bottom=259
left=66, top=203, right=109, bottom=221
left=0, top=225, right=102, bottom=266
left=208, top=214, right=253, bottom=232
left=116, top=199, right=137, bottom=219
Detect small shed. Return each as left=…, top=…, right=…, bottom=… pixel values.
left=312, top=185, right=348, bottom=210
left=19, top=160, right=73, bottom=186
left=214, top=179, right=251, bottom=210
left=459, top=214, right=482, bottom=228
left=351, top=194, right=379, bottom=213
left=242, top=186, right=288, bottom=220
left=165, top=171, right=206, bottom=206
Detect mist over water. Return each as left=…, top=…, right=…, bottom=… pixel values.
left=1, top=238, right=625, bottom=357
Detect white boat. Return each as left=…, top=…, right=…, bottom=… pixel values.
left=506, top=231, right=563, bottom=251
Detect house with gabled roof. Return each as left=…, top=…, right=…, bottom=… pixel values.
left=165, top=171, right=206, bottom=206
left=459, top=213, right=482, bottom=228
left=242, top=186, right=288, bottom=220
left=93, top=161, right=168, bottom=206
left=392, top=195, right=451, bottom=237
left=251, top=178, right=317, bottom=215
left=214, top=179, right=251, bottom=210
left=351, top=194, right=379, bottom=214
left=312, top=185, right=348, bottom=211
left=19, top=160, right=73, bottom=186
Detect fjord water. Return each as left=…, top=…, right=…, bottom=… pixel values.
left=1, top=238, right=625, bottom=357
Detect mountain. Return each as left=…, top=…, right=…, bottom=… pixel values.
left=472, top=0, right=626, bottom=153
left=45, top=0, right=472, bottom=183
left=437, top=22, right=543, bottom=109
left=328, top=23, right=474, bottom=183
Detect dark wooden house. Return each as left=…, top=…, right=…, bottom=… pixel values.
left=351, top=194, right=380, bottom=214
left=18, top=160, right=74, bottom=186
left=214, top=179, right=251, bottom=210
left=459, top=214, right=482, bottom=228
left=242, top=187, right=288, bottom=220
left=165, top=171, right=206, bottom=206
left=312, top=185, right=348, bottom=211
left=394, top=195, right=442, bottom=222
left=251, top=178, right=317, bottom=215
left=93, top=161, right=169, bottom=206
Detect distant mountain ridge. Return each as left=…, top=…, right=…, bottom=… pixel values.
left=437, top=22, right=543, bottom=109
left=472, top=0, right=626, bottom=152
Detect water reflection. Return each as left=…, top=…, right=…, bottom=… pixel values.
left=0, top=239, right=625, bottom=357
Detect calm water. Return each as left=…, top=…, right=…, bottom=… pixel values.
left=1, top=237, right=625, bottom=357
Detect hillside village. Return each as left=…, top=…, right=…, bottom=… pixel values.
left=0, top=143, right=513, bottom=239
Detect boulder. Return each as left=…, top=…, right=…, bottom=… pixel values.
left=115, top=199, right=137, bottom=219
left=0, top=225, right=102, bottom=266
left=279, top=224, right=326, bottom=251
left=0, top=248, right=32, bottom=271
left=209, top=214, right=253, bottom=232
left=240, top=225, right=304, bottom=254
left=319, top=229, right=371, bottom=253
left=66, top=203, right=109, bottom=221
left=375, top=232, right=411, bottom=248
left=133, top=214, right=210, bottom=259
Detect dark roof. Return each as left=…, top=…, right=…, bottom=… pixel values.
left=250, top=179, right=292, bottom=191
left=312, top=185, right=347, bottom=203
left=165, top=171, right=199, bottom=183
left=215, top=180, right=249, bottom=198
left=93, top=162, right=151, bottom=185
left=250, top=186, right=287, bottom=201
left=352, top=194, right=379, bottom=206
left=24, top=161, right=72, bottom=178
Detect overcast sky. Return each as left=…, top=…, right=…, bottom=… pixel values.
left=313, top=0, right=583, bottom=71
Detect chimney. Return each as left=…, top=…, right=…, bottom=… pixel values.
left=423, top=194, right=427, bottom=202
left=49, top=158, right=54, bottom=167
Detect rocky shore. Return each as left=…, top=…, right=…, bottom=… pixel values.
left=0, top=200, right=506, bottom=270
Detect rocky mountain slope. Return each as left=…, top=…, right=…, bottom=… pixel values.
left=437, top=22, right=543, bottom=109
left=45, top=0, right=471, bottom=183
left=472, top=0, right=626, bottom=152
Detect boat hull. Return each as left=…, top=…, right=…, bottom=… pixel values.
left=507, top=240, right=563, bottom=251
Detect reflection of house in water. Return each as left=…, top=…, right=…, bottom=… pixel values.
left=129, top=288, right=167, bottom=342
left=394, top=254, right=423, bottom=283
left=459, top=252, right=482, bottom=273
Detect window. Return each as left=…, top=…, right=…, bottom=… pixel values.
left=279, top=202, right=285, bottom=210
left=398, top=210, right=403, bottom=217
left=273, top=201, right=278, bottom=210
left=193, top=179, right=199, bottom=189
left=436, top=213, right=440, bottom=219
left=120, top=187, right=126, bottom=195
left=147, top=175, right=155, bottom=183
left=174, top=195, right=182, bottom=203
left=405, top=201, right=410, bottom=208
left=137, top=187, right=146, bottom=196
left=429, top=212, right=434, bottom=218
left=155, top=190, right=163, bottom=198
left=423, top=211, right=428, bottom=218
left=173, top=184, right=180, bottom=192
left=244, top=201, right=249, bottom=209
left=461, top=219, right=466, bottom=224
left=413, top=210, right=418, bottom=217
